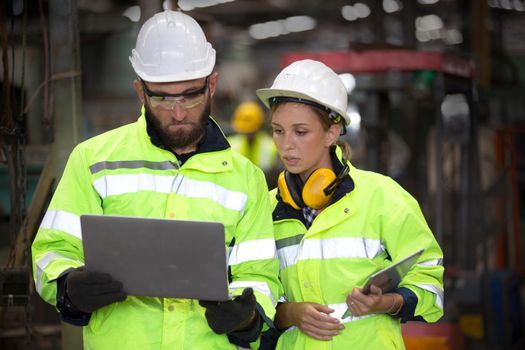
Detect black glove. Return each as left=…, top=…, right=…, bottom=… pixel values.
left=63, top=267, right=127, bottom=313
left=199, top=287, right=257, bottom=334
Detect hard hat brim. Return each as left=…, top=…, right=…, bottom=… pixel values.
left=256, top=88, right=350, bottom=125
left=129, top=52, right=215, bottom=83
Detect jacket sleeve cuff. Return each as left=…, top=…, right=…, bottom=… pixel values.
left=56, top=270, right=92, bottom=327
left=227, top=302, right=266, bottom=347
left=392, top=287, right=425, bottom=323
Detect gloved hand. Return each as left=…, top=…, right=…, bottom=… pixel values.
left=199, top=287, right=257, bottom=334
left=64, top=267, right=127, bottom=313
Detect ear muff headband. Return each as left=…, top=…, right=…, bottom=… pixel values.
left=285, top=170, right=305, bottom=209
left=323, top=163, right=350, bottom=195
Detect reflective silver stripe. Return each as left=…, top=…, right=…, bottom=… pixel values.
left=228, top=238, right=276, bottom=266
left=298, top=237, right=384, bottom=260
left=416, top=283, right=444, bottom=310
left=229, top=280, right=276, bottom=306
left=93, top=173, right=172, bottom=197
left=275, top=234, right=304, bottom=249
left=40, top=210, right=82, bottom=240
left=93, top=174, right=248, bottom=212
left=277, top=245, right=299, bottom=270
left=283, top=302, right=377, bottom=333
left=418, top=258, right=443, bottom=266
left=277, top=237, right=385, bottom=269
left=89, top=160, right=179, bottom=174
left=176, top=176, right=247, bottom=212
left=35, top=251, right=79, bottom=293
left=328, top=302, right=378, bottom=323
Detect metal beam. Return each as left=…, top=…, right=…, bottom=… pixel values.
left=8, top=0, right=83, bottom=269
left=1, top=1, right=83, bottom=340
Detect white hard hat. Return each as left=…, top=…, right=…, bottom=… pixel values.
left=129, top=10, right=215, bottom=82
left=256, top=59, right=350, bottom=125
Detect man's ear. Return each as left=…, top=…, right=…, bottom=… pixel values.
left=208, top=72, right=219, bottom=97
left=133, top=79, right=145, bottom=104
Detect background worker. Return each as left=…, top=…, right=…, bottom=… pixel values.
left=32, top=10, right=280, bottom=350
left=256, top=59, right=444, bottom=349
left=227, top=101, right=280, bottom=188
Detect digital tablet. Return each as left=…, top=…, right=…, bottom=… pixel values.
left=342, top=249, right=424, bottom=319
left=362, top=249, right=424, bottom=294
left=81, top=215, right=230, bottom=301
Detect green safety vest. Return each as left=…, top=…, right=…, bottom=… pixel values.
left=270, top=149, right=444, bottom=350
left=32, top=113, right=281, bottom=349
left=227, top=132, right=278, bottom=172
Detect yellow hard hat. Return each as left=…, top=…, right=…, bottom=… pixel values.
left=231, top=101, right=264, bottom=134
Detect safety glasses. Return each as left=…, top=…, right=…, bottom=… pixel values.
left=141, top=76, right=209, bottom=110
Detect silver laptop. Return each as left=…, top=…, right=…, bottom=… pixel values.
left=81, top=215, right=230, bottom=301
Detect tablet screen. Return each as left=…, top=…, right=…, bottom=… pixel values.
left=362, top=249, right=424, bottom=294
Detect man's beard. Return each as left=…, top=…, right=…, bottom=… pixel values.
left=145, top=101, right=210, bottom=151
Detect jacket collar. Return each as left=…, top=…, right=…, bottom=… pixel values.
left=330, top=146, right=355, bottom=203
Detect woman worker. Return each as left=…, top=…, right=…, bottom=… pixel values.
left=256, top=59, right=444, bottom=349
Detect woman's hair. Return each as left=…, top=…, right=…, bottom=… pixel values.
left=270, top=102, right=352, bottom=160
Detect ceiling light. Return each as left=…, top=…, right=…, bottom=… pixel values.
left=415, top=14, right=444, bottom=31
left=123, top=6, right=141, bottom=22
left=177, top=0, right=235, bottom=11
left=441, top=94, right=469, bottom=119
left=163, top=0, right=173, bottom=10
left=443, top=29, right=463, bottom=44
left=249, top=21, right=283, bottom=39
left=339, top=73, right=356, bottom=94
left=416, top=30, right=431, bottom=42
left=383, top=0, right=403, bottom=13
left=428, top=29, right=442, bottom=40
left=249, top=16, right=315, bottom=40
left=285, top=16, right=316, bottom=32
left=354, top=3, right=371, bottom=18
left=341, top=5, right=358, bottom=21
left=341, top=3, right=370, bottom=21
left=347, top=103, right=361, bottom=133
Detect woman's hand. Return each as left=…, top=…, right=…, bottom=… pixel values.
left=275, top=302, right=344, bottom=341
left=345, top=285, right=403, bottom=316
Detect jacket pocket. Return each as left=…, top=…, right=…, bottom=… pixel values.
left=87, top=302, right=118, bottom=334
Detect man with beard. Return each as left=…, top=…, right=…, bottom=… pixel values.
left=32, top=10, right=281, bottom=350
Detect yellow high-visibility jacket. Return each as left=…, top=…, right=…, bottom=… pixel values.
left=270, top=147, right=444, bottom=350
left=32, top=112, right=281, bottom=350
left=227, top=132, right=278, bottom=173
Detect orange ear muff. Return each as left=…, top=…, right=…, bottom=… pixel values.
left=277, top=171, right=305, bottom=210
left=302, top=168, right=336, bottom=209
